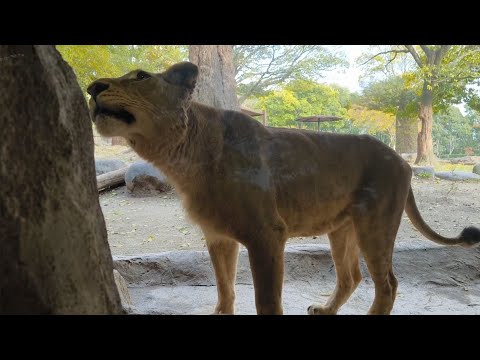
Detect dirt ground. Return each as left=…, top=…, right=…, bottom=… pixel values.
left=99, top=176, right=480, bottom=256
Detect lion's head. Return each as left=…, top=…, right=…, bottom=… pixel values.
left=87, top=62, right=199, bottom=141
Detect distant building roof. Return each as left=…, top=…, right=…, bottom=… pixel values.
left=241, top=105, right=263, bottom=117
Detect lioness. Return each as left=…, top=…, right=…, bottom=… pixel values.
left=88, top=62, right=480, bottom=315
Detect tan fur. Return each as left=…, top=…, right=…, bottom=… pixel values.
left=88, top=62, right=480, bottom=315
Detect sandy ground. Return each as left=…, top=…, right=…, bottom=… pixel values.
left=100, top=177, right=480, bottom=256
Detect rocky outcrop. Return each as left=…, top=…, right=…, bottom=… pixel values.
left=0, top=45, right=123, bottom=314
left=125, top=160, right=172, bottom=197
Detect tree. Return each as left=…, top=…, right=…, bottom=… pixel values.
left=433, top=106, right=478, bottom=157
left=108, top=45, right=188, bottom=75
left=233, top=45, right=347, bottom=104
left=258, top=79, right=348, bottom=129
left=56, top=45, right=117, bottom=93
left=358, top=76, right=419, bottom=153
left=57, top=45, right=187, bottom=94
left=347, top=105, right=396, bottom=147
left=189, top=45, right=240, bottom=111
left=361, top=45, right=480, bottom=165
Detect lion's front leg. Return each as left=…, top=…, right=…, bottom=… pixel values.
left=204, top=231, right=240, bottom=315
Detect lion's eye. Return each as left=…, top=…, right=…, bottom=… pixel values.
left=136, top=71, right=151, bottom=81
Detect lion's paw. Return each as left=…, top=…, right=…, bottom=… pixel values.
left=307, top=303, right=336, bottom=315
left=211, top=308, right=234, bottom=315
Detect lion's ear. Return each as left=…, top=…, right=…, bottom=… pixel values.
left=161, top=62, right=199, bottom=91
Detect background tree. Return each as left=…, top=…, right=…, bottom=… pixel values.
left=433, top=106, right=478, bottom=157
left=346, top=105, right=396, bottom=147
left=233, top=45, right=347, bottom=104
left=358, top=76, right=419, bottom=153
left=57, top=45, right=117, bottom=93
left=258, top=79, right=347, bottom=129
left=189, top=45, right=240, bottom=110
left=57, top=45, right=187, bottom=94
left=360, top=45, right=480, bottom=165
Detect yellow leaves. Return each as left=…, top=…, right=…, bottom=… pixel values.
left=402, top=71, right=419, bottom=90
left=347, top=105, right=395, bottom=134
left=56, top=45, right=187, bottom=95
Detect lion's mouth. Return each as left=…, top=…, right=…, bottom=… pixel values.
left=94, top=105, right=136, bottom=124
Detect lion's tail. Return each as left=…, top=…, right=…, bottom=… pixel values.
left=405, top=187, right=480, bottom=247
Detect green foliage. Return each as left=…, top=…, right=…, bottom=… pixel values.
left=56, top=45, right=187, bottom=94
left=108, top=45, right=188, bottom=74
left=57, top=45, right=117, bottom=93
left=234, top=45, right=348, bottom=103
left=346, top=105, right=396, bottom=146
left=433, top=106, right=478, bottom=156
left=357, top=76, right=419, bottom=118
left=258, top=79, right=347, bottom=129
left=417, top=172, right=433, bottom=179
left=256, top=77, right=396, bottom=147
left=360, top=45, right=480, bottom=113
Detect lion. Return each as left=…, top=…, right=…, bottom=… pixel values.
left=88, top=61, right=480, bottom=315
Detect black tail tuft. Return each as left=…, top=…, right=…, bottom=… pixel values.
left=460, top=226, right=480, bottom=247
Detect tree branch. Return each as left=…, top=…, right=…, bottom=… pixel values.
left=238, top=47, right=277, bottom=104
left=404, top=45, right=423, bottom=67
left=360, top=49, right=408, bottom=66
left=434, top=45, right=452, bottom=66
left=419, top=45, right=433, bottom=62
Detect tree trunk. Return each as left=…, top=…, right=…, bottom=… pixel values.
left=415, top=83, right=436, bottom=165
left=0, top=45, right=123, bottom=314
left=395, top=91, right=417, bottom=154
left=396, top=116, right=418, bottom=154
left=189, top=45, right=240, bottom=111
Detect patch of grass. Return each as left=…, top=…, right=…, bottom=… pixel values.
left=435, top=163, right=473, bottom=172
left=417, top=172, right=433, bottom=179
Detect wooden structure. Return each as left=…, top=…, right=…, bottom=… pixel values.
left=295, top=115, right=343, bottom=131
left=241, top=105, right=268, bottom=126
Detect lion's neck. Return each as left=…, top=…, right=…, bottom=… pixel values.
left=136, top=102, right=223, bottom=194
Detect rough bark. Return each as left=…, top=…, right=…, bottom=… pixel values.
left=395, top=94, right=417, bottom=154
left=415, top=84, right=436, bottom=165
left=0, top=45, right=123, bottom=314
left=396, top=116, right=418, bottom=154
left=189, top=45, right=240, bottom=111
left=405, top=46, right=451, bottom=166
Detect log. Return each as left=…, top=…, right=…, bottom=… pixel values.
left=97, top=167, right=128, bottom=191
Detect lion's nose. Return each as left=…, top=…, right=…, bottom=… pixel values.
left=87, top=81, right=109, bottom=100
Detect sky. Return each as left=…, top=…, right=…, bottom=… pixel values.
left=321, top=45, right=469, bottom=114
left=320, top=45, right=368, bottom=93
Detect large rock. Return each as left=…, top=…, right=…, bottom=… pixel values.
left=411, top=166, right=435, bottom=178
left=435, top=171, right=480, bottom=181
left=473, top=163, right=480, bottom=175
left=125, top=160, right=172, bottom=196
left=0, top=45, right=123, bottom=314
left=95, top=159, right=126, bottom=176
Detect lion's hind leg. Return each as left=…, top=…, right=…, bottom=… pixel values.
left=308, top=220, right=361, bottom=315
left=351, top=184, right=407, bottom=315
